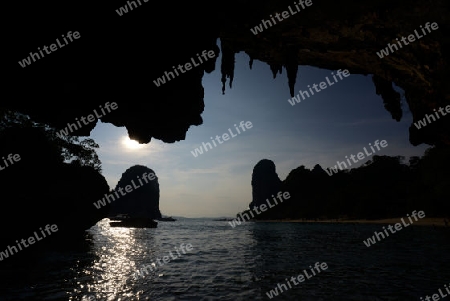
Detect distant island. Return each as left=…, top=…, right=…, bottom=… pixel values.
left=108, top=165, right=162, bottom=220
left=235, top=146, right=450, bottom=222
left=108, top=165, right=175, bottom=228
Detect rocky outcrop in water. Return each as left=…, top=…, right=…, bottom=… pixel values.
left=109, top=165, right=161, bottom=219
left=247, top=151, right=450, bottom=220
left=2, top=0, right=450, bottom=241
left=250, top=159, right=282, bottom=209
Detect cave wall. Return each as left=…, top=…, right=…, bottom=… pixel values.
left=3, top=0, right=450, bottom=146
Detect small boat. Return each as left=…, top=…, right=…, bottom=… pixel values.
left=109, top=217, right=158, bottom=228
left=109, top=214, right=130, bottom=221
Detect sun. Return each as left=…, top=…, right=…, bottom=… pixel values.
left=122, top=136, right=144, bottom=150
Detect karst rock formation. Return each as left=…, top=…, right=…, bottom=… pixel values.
left=109, top=165, right=162, bottom=219
left=250, top=159, right=282, bottom=209
left=2, top=0, right=449, bottom=239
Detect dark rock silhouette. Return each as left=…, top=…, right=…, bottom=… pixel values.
left=4, top=0, right=449, bottom=146
left=241, top=148, right=450, bottom=221
left=1, top=0, right=449, bottom=236
left=109, top=165, right=162, bottom=219
left=249, top=159, right=282, bottom=209
left=0, top=126, right=110, bottom=244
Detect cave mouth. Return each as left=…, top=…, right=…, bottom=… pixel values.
left=2, top=2, right=449, bottom=299
left=86, top=50, right=430, bottom=218
left=4, top=0, right=448, bottom=221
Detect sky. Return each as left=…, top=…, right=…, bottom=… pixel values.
left=89, top=42, right=429, bottom=218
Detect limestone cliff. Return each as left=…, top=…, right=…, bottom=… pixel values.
left=4, top=0, right=449, bottom=146
left=250, top=159, right=282, bottom=209
left=109, top=165, right=162, bottom=219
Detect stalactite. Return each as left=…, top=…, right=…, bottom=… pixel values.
left=220, top=39, right=236, bottom=95
left=286, top=64, right=298, bottom=98
left=270, top=63, right=283, bottom=79
left=372, top=75, right=403, bottom=121
left=285, top=48, right=299, bottom=97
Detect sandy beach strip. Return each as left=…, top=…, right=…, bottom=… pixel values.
left=252, top=217, right=449, bottom=227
